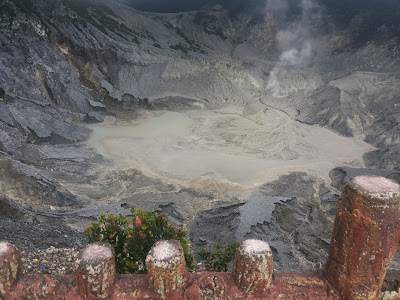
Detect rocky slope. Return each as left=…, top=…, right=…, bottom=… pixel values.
left=0, top=0, right=399, bottom=273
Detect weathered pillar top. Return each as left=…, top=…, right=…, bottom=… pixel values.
left=325, top=175, right=400, bottom=299
left=349, top=175, right=400, bottom=202
left=146, top=240, right=183, bottom=265
left=233, top=239, right=273, bottom=295
left=79, top=242, right=114, bottom=264
left=75, top=242, right=116, bottom=299
left=0, top=242, right=11, bottom=257
left=241, top=239, right=271, bottom=255
left=146, top=240, right=187, bottom=299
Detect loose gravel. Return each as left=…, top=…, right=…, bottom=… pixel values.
left=20, top=246, right=81, bottom=275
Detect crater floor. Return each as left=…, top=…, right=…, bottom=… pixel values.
left=86, top=107, right=375, bottom=191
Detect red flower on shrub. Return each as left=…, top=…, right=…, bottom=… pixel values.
left=84, top=207, right=194, bottom=274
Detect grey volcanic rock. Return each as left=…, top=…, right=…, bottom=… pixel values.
left=0, top=156, right=86, bottom=208
left=329, top=167, right=395, bottom=191
left=328, top=168, right=348, bottom=191
left=363, top=144, right=400, bottom=171
left=236, top=196, right=289, bottom=240
left=150, top=96, right=207, bottom=111
left=295, top=73, right=400, bottom=147
left=0, top=102, right=16, bottom=126
left=0, top=197, right=34, bottom=222
left=258, top=172, right=318, bottom=199
left=0, top=0, right=399, bottom=271
left=191, top=172, right=400, bottom=272
left=296, top=86, right=353, bottom=137
left=190, top=195, right=332, bottom=272
left=0, top=123, right=25, bottom=155
left=9, top=106, right=90, bottom=144
left=191, top=173, right=338, bottom=272
left=20, top=144, right=107, bottom=184
left=124, top=188, right=214, bottom=224
left=0, top=218, right=87, bottom=251
left=0, top=197, right=88, bottom=251
left=190, top=197, right=302, bottom=272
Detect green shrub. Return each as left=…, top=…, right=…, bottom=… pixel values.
left=0, top=87, right=4, bottom=98
left=85, top=207, right=194, bottom=274
left=153, top=43, right=161, bottom=48
left=198, top=241, right=240, bottom=272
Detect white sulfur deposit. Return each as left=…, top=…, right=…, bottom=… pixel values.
left=152, top=241, right=180, bottom=261
left=81, top=244, right=113, bottom=262
left=350, top=176, right=400, bottom=200
left=0, top=242, right=10, bottom=256
left=242, top=239, right=271, bottom=255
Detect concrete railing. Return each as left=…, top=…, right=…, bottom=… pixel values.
left=1, top=175, right=400, bottom=299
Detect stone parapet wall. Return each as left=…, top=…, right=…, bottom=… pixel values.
left=1, top=175, right=400, bottom=300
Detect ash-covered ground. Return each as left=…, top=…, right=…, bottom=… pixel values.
left=0, top=0, right=399, bottom=272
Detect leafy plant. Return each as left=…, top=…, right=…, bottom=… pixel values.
left=85, top=207, right=194, bottom=274
left=198, top=241, right=240, bottom=272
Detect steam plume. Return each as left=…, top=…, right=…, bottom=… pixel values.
left=266, top=0, right=320, bottom=91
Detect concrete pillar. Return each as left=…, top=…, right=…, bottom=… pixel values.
left=145, top=240, right=187, bottom=299
left=75, top=242, right=116, bottom=300
left=0, top=241, right=20, bottom=298
left=232, top=239, right=273, bottom=295
left=324, top=176, right=400, bottom=300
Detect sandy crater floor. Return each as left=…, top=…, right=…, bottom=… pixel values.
left=86, top=107, right=375, bottom=190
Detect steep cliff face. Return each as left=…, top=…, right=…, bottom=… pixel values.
left=0, top=0, right=399, bottom=272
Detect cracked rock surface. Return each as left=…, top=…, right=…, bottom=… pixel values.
left=0, top=0, right=399, bottom=273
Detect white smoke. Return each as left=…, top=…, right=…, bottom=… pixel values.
left=266, top=0, right=320, bottom=91
left=266, top=0, right=289, bottom=13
